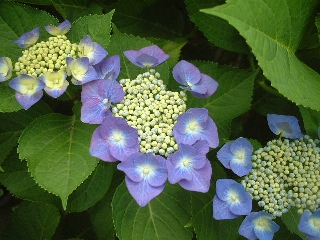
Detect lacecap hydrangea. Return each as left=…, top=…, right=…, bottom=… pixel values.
left=214, top=113, right=320, bottom=240
left=85, top=45, right=220, bottom=207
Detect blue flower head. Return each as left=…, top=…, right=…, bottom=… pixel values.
left=173, top=108, right=219, bottom=148
left=78, top=35, right=108, bottom=65
left=66, top=57, right=98, bottom=85
left=9, top=74, right=45, bottom=110
left=124, top=45, right=169, bottom=68
left=90, top=114, right=140, bottom=162
left=239, top=211, right=280, bottom=240
left=93, top=55, right=121, bottom=80
left=298, top=209, right=320, bottom=240
left=45, top=20, right=71, bottom=36
left=0, top=57, right=12, bottom=82
left=213, top=179, right=252, bottom=220
left=13, top=27, right=40, bottom=48
left=217, top=137, right=253, bottom=177
left=117, top=152, right=168, bottom=207
left=173, top=60, right=218, bottom=98
left=267, top=114, right=304, bottom=139
left=81, top=79, right=125, bottom=124
left=166, top=140, right=211, bottom=192
left=39, top=71, right=69, bottom=98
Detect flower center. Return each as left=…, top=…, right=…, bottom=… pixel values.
left=103, top=98, right=109, bottom=105
left=309, top=218, right=320, bottom=229
left=187, top=119, right=201, bottom=132
left=111, top=131, right=124, bottom=144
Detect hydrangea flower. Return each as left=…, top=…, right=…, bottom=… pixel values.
left=66, top=57, right=98, bottom=85
left=81, top=79, right=125, bottom=124
left=13, top=27, right=40, bottom=48
left=238, top=211, right=280, bottom=240
left=39, top=71, right=69, bottom=98
left=45, top=20, right=71, bottom=36
left=172, top=60, right=218, bottom=98
left=213, top=179, right=252, bottom=220
left=0, top=57, right=12, bottom=82
left=117, top=152, right=167, bottom=207
left=78, top=36, right=108, bottom=65
left=89, top=114, right=140, bottom=162
left=166, top=140, right=211, bottom=192
left=9, top=74, right=45, bottom=110
left=93, top=55, right=120, bottom=80
left=217, top=137, right=253, bottom=177
left=267, top=114, right=304, bottom=139
left=173, top=108, right=219, bottom=148
left=298, top=209, right=320, bottom=240
left=124, top=45, right=169, bottom=68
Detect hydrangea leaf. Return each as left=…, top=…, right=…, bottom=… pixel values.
left=107, top=32, right=169, bottom=83
left=112, top=182, right=192, bottom=240
left=18, top=107, right=99, bottom=209
left=202, top=0, right=320, bottom=111
left=0, top=201, right=60, bottom=240
left=0, top=150, right=61, bottom=208
left=185, top=0, right=248, bottom=53
left=299, top=106, right=320, bottom=139
left=0, top=84, right=22, bottom=113
left=282, top=207, right=307, bottom=240
left=187, top=61, right=257, bottom=143
left=67, top=11, right=114, bottom=48
left=66, top=161, right=113, bottom=213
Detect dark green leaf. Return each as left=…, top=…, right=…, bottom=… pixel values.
left=282, top=207, right=306, bottom=240
left=299, top=106, right=320, bottom=138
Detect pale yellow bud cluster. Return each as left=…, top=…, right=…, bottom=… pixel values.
left=242, top=136, right=320, bottom=217
left=14, top=35, right=78, bottom=77
left=113, top=69, right=187, bottom=156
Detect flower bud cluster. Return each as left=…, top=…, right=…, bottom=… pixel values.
left=14, top=35, right=78, bottom=77
left=242, top=135, right=320, bottom=217
left=112, top=69, right=187, bottom=156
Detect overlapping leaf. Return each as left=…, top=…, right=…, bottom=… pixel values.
left=202, top=0, right=320, bottom=110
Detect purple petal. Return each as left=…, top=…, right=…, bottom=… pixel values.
left=217, top=142, right=233, bottom=169
left=173, top=60, right=201, bottom=86
left=78, top=36, right=108, bottom=65
left=267, top=114, right=303, bottom=139
left=81, top=98, right=106, bottom=124
left=14, top=91, right=43, bottom=110
left=45, top=20, right=71, bottom=35
left=191, top=73, right=219, bottom=98
left=213, top=195, right=238, bottom=220
left=94, top=55, right=121, bottom=80
left=13, top=27, right=39, bottom=48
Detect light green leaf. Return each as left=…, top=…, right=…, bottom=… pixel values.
left=282, top=207, right=306, bottom=240
left=299, top=106, right=320, bottom=138
left=185, top=0, right=248, bottom=53
left=66, top=161, right=113, bottom=212
left=67, top=11, right=114, bottom=48
left=0, top=201, right=60, bottom=240
left=202, top=0, right=320, bottom=111
left=18, top=107, right=99, bottom=209
left=112, top=182, right=193, bottom=240
left=187, top=61, right=257, bottom=143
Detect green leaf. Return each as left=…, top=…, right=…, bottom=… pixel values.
left=282, top=207, right=306, bottom=240
left=187, top=61, right=257, bottom=143
left=0, top=201, right=60, bottom=240
left=202, top=0, right=320, bottom=111
left=185, top=0, right=248, bottom=53
left=0, top=150, right=61, bottom=207
left=112, top=182, right=193, bottom=240
left=299, top=106, right=320, bottom=138
left=67, top=11, right=114, bottom=48
left=107, top=32, right=169, bottom=83
left=66, top=161, right=113, bottom=212
left=0, top=101, right=52, bottom=163
left=18, top=107, right=98, bottom=209
left=0, top=83, right=22, bottom=113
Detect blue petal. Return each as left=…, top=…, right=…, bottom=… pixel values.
left=45, top=20, right=71, bottom=35
left=217, top=142, right=233, bottom=169
left=0, top=57, right=12, bottom=82
left=299, top=210, right=320, bottom=238
left=215, top=179, right=237, bottom=201
left=81, top=98, right=106, bottom=124
left=191, top=73, right=219, bottom=98
left=94, top=55, right=121, bottom=80
left=13, top=27, right=39, bottom=48
left=267, top=114, right=303, bottom=139
left=117, top=152, right=144, bottom=183
left=173, top=60, right=201, bottom=86
left=14, top=90, right=43, bottom=110
left=213, top=195, right=238, bottom=220
left=239, top=213, right=258, bottom=240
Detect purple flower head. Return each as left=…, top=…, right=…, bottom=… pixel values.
left=213, top=179, right=252, bottom=220
left=217, top=137, right=253, bottom=177
left=90, top=114, right=139, bottom=162
left=124, top=45, right=169, bottom=68
left=173, top=60, right=218, bottom=98
left=81, top=79, right=125, bottom=124
left=78, top=36, right=108, bottom=65
left=66, top=57, right=98, bottom=85
left=93, top=55, right=120, bottom=80
left=298, top=209, right=320, bottom=240
left=13, top=27, right=40, bottom=48
left=45, top=20, right=71, bottom=36
left=0, top=57, right=12, bottom=82
left=267, top=114, right=304, bottom=139
left=167, top=141, right=211, bottom=192
left=9, top=74, right=45, bottom=110
left=39, top=71, right=69, bottom=98
left=239, top=211, right=280, bottom=240
left=117, top=152, right=167, bottom=207
left=173, top=108, right=219, bottom=148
